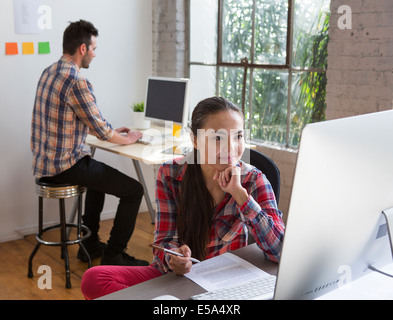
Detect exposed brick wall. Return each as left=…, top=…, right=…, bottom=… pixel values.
left=255, top=145, right=297, bottom=224
left=326, top=0, right=393, bottom=120
left=152, top=0, right=188, bottom=77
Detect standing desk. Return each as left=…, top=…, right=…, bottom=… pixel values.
left=85, top=132, right=193, bottom=223
left=97, top=243, right=278, bottom=300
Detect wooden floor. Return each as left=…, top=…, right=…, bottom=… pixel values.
left=0, top=212, right=155, bottom=300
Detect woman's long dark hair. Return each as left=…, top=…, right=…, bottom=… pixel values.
left=177, top=97, right=243, bottom=261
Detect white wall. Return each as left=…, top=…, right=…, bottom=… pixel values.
left=0, top=0, right=153, bottom=242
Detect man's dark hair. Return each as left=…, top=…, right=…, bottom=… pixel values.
left=63, top=20, right=98, bottom=55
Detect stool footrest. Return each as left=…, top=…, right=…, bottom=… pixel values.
left=36, top=224, right=91, bottom=246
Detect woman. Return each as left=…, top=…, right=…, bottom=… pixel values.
left=81, top=97, right=285, bottom=299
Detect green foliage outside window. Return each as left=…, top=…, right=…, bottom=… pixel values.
left=218, top=0, right=330, bottom=147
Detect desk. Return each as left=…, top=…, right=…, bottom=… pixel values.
left=97, top=243, right=278, bottom=300
left=85, top=132, right=193, bottom=223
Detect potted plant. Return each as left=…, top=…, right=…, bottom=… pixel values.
left=131, top=102, right=150, bottom=129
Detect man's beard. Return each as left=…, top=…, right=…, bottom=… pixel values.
left=81, top=53, right=91, bottom=69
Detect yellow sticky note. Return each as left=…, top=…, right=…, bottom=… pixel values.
left=22, top=42, right=35, bottom=55
left=173, top=124, right=182, bottom=138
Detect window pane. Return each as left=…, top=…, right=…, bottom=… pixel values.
left=293, top=0, right=330, bottom=68
left=218, top=66, right=252, bottom=142
left=189, top=65, right=217, bottom=114
left=219, top=66, right=247, bottom=109
left=222, top=0, right=254, bottom=63
left=254, top=0, right=288, bottom=65
left=251, top=70, right=288, bottom=145
left=190, top=0, right=218, bottom=63
left=189, top=0, right=330, bottom=148
left=290, top=71, right=327, bottom=147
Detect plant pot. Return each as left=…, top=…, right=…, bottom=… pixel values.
left=132, top=111, right=150, bottom=129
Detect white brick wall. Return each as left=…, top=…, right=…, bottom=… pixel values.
left=255, top=145, right=297, bottom=223
left=152, top=0, right=188, bottom=77
left=326, top=0, right=393, bottom=120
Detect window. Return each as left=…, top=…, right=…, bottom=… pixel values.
left=189, top=0, right=330, bottom=148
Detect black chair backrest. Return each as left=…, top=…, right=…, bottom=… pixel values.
left=242, top=148, right=281, bottom=204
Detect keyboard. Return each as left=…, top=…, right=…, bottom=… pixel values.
left=190, top=275, right=276, bottom=300
left=138, top=134, right=171, bottom=145
left=161, top=146, right=193, bottom=155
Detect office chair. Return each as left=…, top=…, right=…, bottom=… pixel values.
left=242, top=148, right=281, bottom=245
left=242, top=148, right=281, bottom=204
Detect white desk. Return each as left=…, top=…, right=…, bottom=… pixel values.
left=317, top=263, right=393, bottom=300
left=85, top=131, right=193, bottom=223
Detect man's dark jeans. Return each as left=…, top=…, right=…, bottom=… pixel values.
left=42, top=156, right=144, bottom=255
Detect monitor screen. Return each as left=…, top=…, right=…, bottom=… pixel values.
left=274, top=110, right=393, bottom=300
left=144, top=77, right=190, bottom=127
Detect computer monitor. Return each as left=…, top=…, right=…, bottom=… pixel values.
left=274, top=110, right=393, bottom=300
left=144, top=76, right=190, bottom=128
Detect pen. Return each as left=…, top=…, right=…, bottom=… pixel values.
left=150, top=244, right=201, bottom=263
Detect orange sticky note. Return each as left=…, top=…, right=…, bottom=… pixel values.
left=22, top=42, right=35, bottom=55
left=5, top=42, right=18, bottom=55
left=173, top=123, right=182, bottom=138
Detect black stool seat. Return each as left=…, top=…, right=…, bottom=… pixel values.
left=35, top=178, right=86, bottom=199
left=35, top=177, right=75, bottom=187
left=28, top=178, right=92, bottom=289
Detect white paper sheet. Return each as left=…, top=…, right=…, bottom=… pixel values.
left=185, top=252, right=271, bottom=291
left=13, top=0, right=43, bottom=34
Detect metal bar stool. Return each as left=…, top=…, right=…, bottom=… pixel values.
left=28, top=178, right=92, bottom=289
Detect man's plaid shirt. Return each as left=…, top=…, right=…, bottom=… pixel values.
left=31, top=56, right=114, bottom=177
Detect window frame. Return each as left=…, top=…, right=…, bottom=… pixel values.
left=188, top=0, right=328, bottom=149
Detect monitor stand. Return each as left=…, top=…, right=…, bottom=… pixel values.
left=382, top=207, right=393, bottom=259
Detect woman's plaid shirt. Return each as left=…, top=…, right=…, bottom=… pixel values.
left=152, top=157, right=285, bottom=274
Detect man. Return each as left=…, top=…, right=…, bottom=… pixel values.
left=31, top=20, right=148, bottom=266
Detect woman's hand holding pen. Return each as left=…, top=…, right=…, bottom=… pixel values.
left=213, top=166, right=248, bottom=206
left=168, top=245, right=193, bottom=275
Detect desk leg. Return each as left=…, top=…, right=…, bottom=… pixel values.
left=90, top=146, right=96, bottom=158
left=85, top=146, right=155, bottom=224
left=132, top=159, right=155, bottom=224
